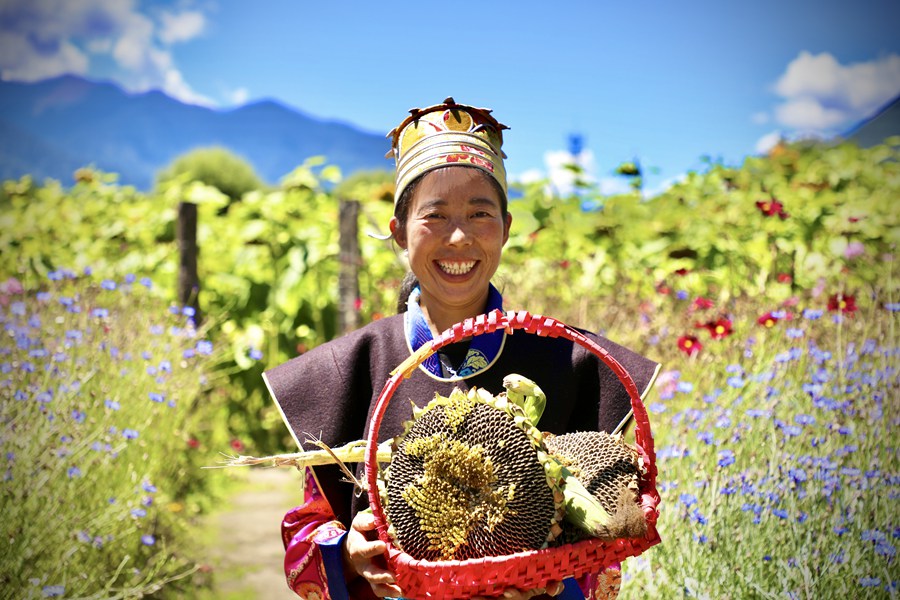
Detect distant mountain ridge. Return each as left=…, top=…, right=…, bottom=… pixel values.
left=0, top=75, right=391, bottom=189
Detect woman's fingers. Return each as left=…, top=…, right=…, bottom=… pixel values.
left=343, top=511, right=401, bottom=597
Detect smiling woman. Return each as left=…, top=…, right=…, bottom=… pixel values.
left=263, top=98, right=661, bottom=600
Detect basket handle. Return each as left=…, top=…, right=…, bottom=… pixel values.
left=365, top=309, right=659, bottom=545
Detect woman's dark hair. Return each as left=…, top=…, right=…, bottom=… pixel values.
left=394, top=166, right=508, bottom=313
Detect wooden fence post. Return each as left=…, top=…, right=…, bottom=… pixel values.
left=338, top=198, right=360, bottom=334
left=177, top=201, right=201, bottom=322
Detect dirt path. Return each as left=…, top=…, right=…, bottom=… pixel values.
left=203, top=468, right=302, bottom=599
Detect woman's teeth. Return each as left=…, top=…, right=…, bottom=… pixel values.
left=438, top=260, right=476, bottom=275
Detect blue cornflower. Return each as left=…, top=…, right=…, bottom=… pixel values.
left=785, top=328, right=804, bottom=338
left=159, top=360, right=171, bottom=373
left=788, top=468, right=807, bottom=483
left=859, top=577, right=881, bottom=588
left=48, top=270, right=64, bottom=281
left=91, top=308, right=109, bottom=318
left=146, top=365, right=157, bottom=376
left=196, top=340, right=213, bottom=355
left=67, top=466, right=82, bottom=478
left=745, top=408, right=771, bottom=418
left=725, top=364, right=742, bottom=374
left=168, top=305, right=180, bottom=315
left=840, top=467, right=861, bottom=477
left=772, top=508, right=789, bottom=519
left=697, top=431, right=715, bottom=445
left=142, top=482, right=157, bottom=493
left=14, top=390, right=27, bottom=401
left=131, top=508, right=147, bottom=518
left=691, top=509, right=707, bottom=525
left=875, top=541, right=896, bottom=558
left=802, top=308, right=823, bottom=319
left=149, top=324, right=163, bottom=335
left=718, top=449, right=735, bottom=468
left=676, top=381, right=694, bottom=393
left=42, top=586, right=65, bottom=597
left=183, top=306, right=196, bottom=317
left=36, top=292, right=51, bottom=302
left=10, top=301, right=25, bottom=316
left=249, top=348, right=264, bottom=360
left=105, top=399, right=120, bottom=410
left=71, top=410, right=86, bottom=424
left=796, top=512, right=808, bottom=523
left=122, top=429, right=139, bottom=439
left=183, top=348, right=195, bottom=359
left=794, top=414, right=815, bottom=426
left=125, top=273, right=136, bottom=283
left=649, top=403, right=667, bottom=414
left=727, top=376, right=745, bottom=388
left=141, top=534, right=156, bottom=546
left=862, top=529, right=886, bottom=543
left=101, top=279, right=116, bottom=290
left=140, top=277, right=152, bottom=288
left=679, top=493, right=698, bottom=507
left=781, top=425, right=802, bottom=437
left=148, top=392, right=164, bottom=403
left=834, top=525, right=849, bottom=536
left=142, top=496, right=154, bottom=507
left=676, top=290, right=689, bottom=300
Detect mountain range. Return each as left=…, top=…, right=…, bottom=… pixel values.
left=0, top=75, right=392, bottom=190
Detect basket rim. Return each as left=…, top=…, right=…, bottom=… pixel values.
left=363, top=309, right=661, bottom=592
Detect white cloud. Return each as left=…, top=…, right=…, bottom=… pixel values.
left=751, top=111, right=769, bottom=125
left=755, top=130, right=784, bottom=154
left=158, top=11, right=206, bottom=45
left=0, top=31, right=89, bottom=81
left=544, top=148, right=597, bottom=196
left=772, top=51, right=900, bottom=131
left=0, top=0, right=213, bottom=106
left=228, top=86, right=249, bottom=105
left=597, top=177, right=633, bottom=196
left=644, top=174, right=686, bottom=198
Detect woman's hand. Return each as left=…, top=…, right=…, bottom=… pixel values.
left=342, top=510, right=402, bottom=598
left=472, top=580, right=565, bottom=600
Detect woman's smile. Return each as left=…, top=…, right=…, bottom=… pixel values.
left=435, top=259, right=477, bottom=276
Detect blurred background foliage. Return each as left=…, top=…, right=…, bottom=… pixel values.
left=2, top=138, right=897, bottom=455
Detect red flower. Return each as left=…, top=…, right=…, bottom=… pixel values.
left=559, top=260, right=570, bottom=269
left=656, top=282, right=671, bottom=295
left=674, top=268, right=690, bottom=276
left=187, top=438, right=200, bottom=449
left=677, top=335, right=703, bottom=356
left=691, top=297, right=715, bottom=311
left=755, top=198, right=789, bottom=219
left=827, top=293, right=857, bottom=314
left=230, top=439, right=245, bottom=453
left=776, top=273, right=792, bottom=284
left=757, top=312, right=780, bottom=328
left=696, top=318, right=733, bottom=339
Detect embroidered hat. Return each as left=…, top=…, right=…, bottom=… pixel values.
left=388, top=97, right=509, bottom=205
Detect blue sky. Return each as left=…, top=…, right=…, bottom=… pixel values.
left=1, top=0, right=899, bottom=193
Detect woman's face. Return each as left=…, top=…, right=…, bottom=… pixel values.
left=391, top=167, right=511, bottom=322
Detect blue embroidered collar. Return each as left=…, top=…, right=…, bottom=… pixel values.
left=404, top=284, right=505, bottom=380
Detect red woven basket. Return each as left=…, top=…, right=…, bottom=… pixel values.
left=365, top=310, right=661, bottom=599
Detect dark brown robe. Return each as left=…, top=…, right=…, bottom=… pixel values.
left=264, top=313, right=660, bottom=527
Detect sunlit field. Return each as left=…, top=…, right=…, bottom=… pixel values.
left=1, top=138, right=897, bottom=598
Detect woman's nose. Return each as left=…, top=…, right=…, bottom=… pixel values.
left=447, top=221, right=472, bottom=246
